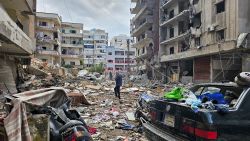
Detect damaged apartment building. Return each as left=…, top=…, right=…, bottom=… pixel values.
left=0, top=0, right=36, bottom=93
left=130, top=0, right=160, bottom=79
left=159, top=0, right=250, bottom=83
left=35, top=12, right=62, bottom=66
left=61, top=22, right=84, bottom=68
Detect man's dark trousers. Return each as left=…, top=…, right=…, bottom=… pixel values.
left=114, top=86, right=120, bottom=99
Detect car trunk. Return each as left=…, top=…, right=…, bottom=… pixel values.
left=148, top=100, right=218, bottom=140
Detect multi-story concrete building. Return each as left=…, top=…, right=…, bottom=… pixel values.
left=110, top=34, right=133, bottom=48
left=35, top=12, right=62, bottom=66
left=83, top=29, right=108, bottom=68
left=0, top=0, right=36, bottom=93
left=130, top=0, right=160, bottom=79
left=61, top=22, right=84, bottom=68
left=106, top=46, right=136, bottom=73
left=159, top=0, right=250, bottom=83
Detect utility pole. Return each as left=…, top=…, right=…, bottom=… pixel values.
left=127, top=39, right=131, bottom=78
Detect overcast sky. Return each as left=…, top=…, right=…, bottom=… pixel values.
left=37, top=0, right=132, bottom=39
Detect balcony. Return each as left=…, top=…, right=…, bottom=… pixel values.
left=0, top=0, right=35, bottom=13
left=0, top=6, right=33, bottom=55
left=133, top=31, right=153, bottom=49
left=36, top=25, right=60, bottom=32
left=131, top=5, right=147, bottom=23
left=62, top=33, right=83, bottom=38
left=130, top=2, right=144, bottom=14
left=160, top=40, right=236, bottom=62
left=161, top=10, right=189, bottom=27
left=61, top=43, right=83, bottom=48
left=131, top=16, right=153, bottom=37
left=161, top=0, right=175, bottom=9
left=37, top=38, right=60, bottom=45
left=161, top=32, right=190, bottom=45
left=61, top=53, right=84, bottom=59
left=37, top=50, right=60, bottom=56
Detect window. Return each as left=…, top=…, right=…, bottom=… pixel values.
left=62, top=29, right=65, bottom=33
left=42, top=59, right=47, bottom=62
left=72, top=41, right=76, bottom=44
left=42, top=46, right=47, bottom=50
left=178, top=21, right=185, bottom=34
left=170, top=47, right=174, bottom=54
left=137, top=49, right=140, bottom=56
left=193, top=0, right=199, bottom=5
left=39, top=21, right=47, bottom=26
left=169, top=10, right=175, bottom=19
left=108, top=60, right=113, bottom=63
left=169, top=27, right=174, bottom=38
left=97, top=56, right=102, bottom=58
left=70, top=30, right=76, bottom=34
left=195, top=37, right=201, bottom=46
left=142, top=47, right=145, bottom=54
left=86, top=56, right=92, bottom=58
left=216, top=1, right=225, bottom=14
left=70, top=62, right=76, bottom=65
left=108, top=52, right=112, bottom=55
left=217, top=30, right=225, bottom=41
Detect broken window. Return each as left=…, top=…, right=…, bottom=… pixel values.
left=54, top=45, right=59, bottom=51
left=169, top=27, right=174, bottom=38
left=178, top=21, right=185, bottom=35
left=193, top=13, right=201, bottom=28
left=70, top=62, right=75, bottom=65
left=195, top=37, right=201, bottom=46
left=142, top=47, right=145, bottom=54
left=70, top=30, right=76, bottom=34
left=39, top=21, right=47, bottom=26
left=216, top=1, right=225, bottom=14
left=170, top=47, right=174, bottom=54
left=53, top=32, right=58, bottom=39
left=217, top=30, right=225, bottom=41
left=169, top=10, right=174, bottom=19
left=42, top=46, right=47, bottom=50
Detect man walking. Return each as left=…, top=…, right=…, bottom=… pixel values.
left=114, top=72, right=122, bottom=99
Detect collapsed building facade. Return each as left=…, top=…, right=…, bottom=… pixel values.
left=159, top=0, right=250, bottom=83
left=35, top=12, right=62, bottom=66
left=130, top=0, right=160, bottom=79
left=0, top=0, right=36, bottom=94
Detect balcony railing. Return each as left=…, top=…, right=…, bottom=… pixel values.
left=61, top=43, right=83, bottom=48
left=130, top=2, right=145, bottom=14
left=36, top=25, right=59, bottom=32
left=61, top=53, right=84, bottom=58
left=0, top=6, right=33, bottom=54
left=37, top=50, right=60, bottom=56
left=161, top=10, right=189, bottom=26
left=132, top=16, right=153, bottom=37
left=62, top=33, right=83, bottom=38
left=161, top=31, right=190, bottom=45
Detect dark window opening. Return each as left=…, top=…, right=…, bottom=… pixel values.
left=217, top=30, right=225, bottom=41
left=216, top=1, right=225, bottom=14
left=178, top=21, right=185, bottom=35
left=180, top=42, right=189, bottom=52
left=70, top=30, right=76, bottom=34
left=169, top=27, right=174, bottom=38
left=72, top=41, right=76, bottom=44
left=70, top=62, right=76, bottom=65
left=142, top=47, right=145, bottom=54
left=170, top=47, right=175, bottom=54
left=62, top=49, right=67, bottom=54
left=42, top=46, right=47, bottom=50
left=193, top=0, right=199, bottom=5
left=193, top=13, right=201, bottom=28
left=62, top=29, right=65, bottom=33
left=108, top=60, right=113, bottom=63
left=149, top=26, right=153, bottom=31
left=195, top=37, right=201, bottom=46
left=169, top=10, right=175, bottom=19
left=54, top=45, right=59, bottom=51
left=108, top=52, right=112, bottom=55
left=53, top=32, right=58, bottom=39
left=39, top=21, right=47, bottom=26
left=42, top=59, right=47, bottom=62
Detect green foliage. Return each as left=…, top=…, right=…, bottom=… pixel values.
left=88, top=63, right=105, bottom=73
left=80, top=59, right=84, bottom=65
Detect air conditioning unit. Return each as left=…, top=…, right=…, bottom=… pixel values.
left=208, top=26, right=215, bottom=32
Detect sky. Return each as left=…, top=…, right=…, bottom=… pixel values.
left=37, top=0, right=132, bottom=39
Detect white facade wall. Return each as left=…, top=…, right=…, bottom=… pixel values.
left=110, top=34, right=133, bottom=48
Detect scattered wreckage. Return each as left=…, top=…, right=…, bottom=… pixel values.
left=135, top=72, right=250, bottom=141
